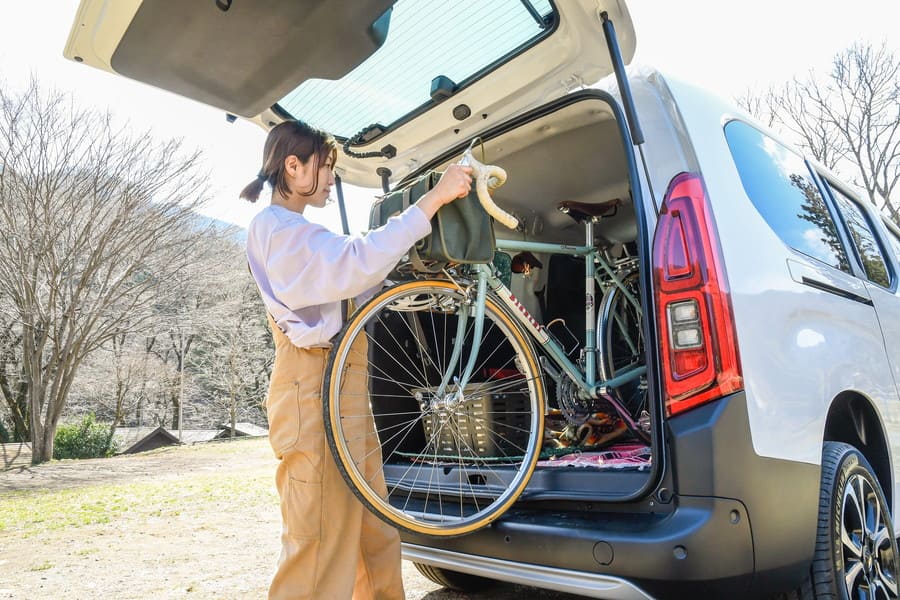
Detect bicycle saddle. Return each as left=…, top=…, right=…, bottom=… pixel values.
left=558, top=198, right=622, bottom=222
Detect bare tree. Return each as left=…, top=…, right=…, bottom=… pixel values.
left=99, top=330, right=147, bottom=447
left=0, top=81, right=213, bottom=463
left=745, top=42, right=900, bottom=224
left=146, top=225, right=237, bottom=437
left=65, top=232, right=270, bottom=436
left=735, top=89, right=777, bottom=129
left=193, top=268, right=271, bottom=437
left=0, top=311, right=27, bottom=441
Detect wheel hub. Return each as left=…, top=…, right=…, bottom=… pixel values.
left=862, top=543, right=874, bottom=579
left=416, top=391, right=467, bottom=423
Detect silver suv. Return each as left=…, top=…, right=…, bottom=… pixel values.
left=66, top=1, right=900, bottom=598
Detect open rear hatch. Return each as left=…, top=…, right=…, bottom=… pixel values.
left=66, top=0, right=657, bottom=504
left=64, top=0, right=635, bottom=188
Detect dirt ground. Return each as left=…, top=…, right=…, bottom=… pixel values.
left=0, top=438, right=588, bottom=600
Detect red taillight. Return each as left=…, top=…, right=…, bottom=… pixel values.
left=653, top=173, right=743, bottom=416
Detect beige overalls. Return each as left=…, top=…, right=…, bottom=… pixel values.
left=265, top=314, right=405, bottom=600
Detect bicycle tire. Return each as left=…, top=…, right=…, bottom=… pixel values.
left=323, top=279, right=545, bottom=537
left=597, top=271, right=648, bottom=439
left=597, top=270, right=643, bottom=380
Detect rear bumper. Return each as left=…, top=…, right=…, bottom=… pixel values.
left=404, top=494, right=756, bottom=599
left=403, top=543, right=655, bottom=600
left=401, top=392, right=822, bottom=599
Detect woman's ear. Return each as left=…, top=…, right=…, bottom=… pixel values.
left=283, top=154, right=300, bottom=177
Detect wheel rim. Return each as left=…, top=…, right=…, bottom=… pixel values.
left=597, top=272, right=643, bottom=381
left=841, top=473, right=899, bottom=599
left=327, top=281, right=544, bottom=536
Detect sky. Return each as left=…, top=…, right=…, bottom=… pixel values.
left=0, top=0, right=898, bottom=233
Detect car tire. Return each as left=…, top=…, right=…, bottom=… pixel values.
left=413, top=562, right=499, bottom=592
left=779, top=442, right=899, bottom=599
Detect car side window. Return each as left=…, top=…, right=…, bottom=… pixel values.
left=724, top=120, right=851, bottom=273
left=825, top=183, right=891, bottom=288
left=887, top=225, right=900, bottom=264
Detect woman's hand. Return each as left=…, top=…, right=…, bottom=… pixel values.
left=416, top=164, right=473, bottom=218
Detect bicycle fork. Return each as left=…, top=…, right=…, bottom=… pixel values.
left=433, top=267, right=489, bottom=400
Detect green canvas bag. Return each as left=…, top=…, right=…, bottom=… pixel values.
left=369, top=171, right=496, bottom=266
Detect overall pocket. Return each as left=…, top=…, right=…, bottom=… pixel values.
left=284, top=477, right=323, bottom=539
left=266, top=380, right=302, bottom=459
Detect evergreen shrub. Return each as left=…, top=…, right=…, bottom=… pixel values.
left=53, top=414, right=118, bottom=459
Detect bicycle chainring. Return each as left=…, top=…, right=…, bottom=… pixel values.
left=557, top=376, right=596, bottom=426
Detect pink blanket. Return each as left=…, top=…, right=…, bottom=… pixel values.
left=536, top=443, right=651, bottom=470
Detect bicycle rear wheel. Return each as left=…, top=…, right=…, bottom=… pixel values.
left=597, top=271, right=648, bottom=439
left=323, top=279, right=545, bottom=537
left=597, top=271, right=643, bottom=380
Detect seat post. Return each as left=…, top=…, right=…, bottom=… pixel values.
left=584, top=217, right=598, bottom=386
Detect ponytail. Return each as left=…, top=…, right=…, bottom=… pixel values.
left=240, top=171, right=268, bottom=203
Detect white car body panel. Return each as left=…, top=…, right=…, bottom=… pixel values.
left=651, top=74, right=900, bottom=520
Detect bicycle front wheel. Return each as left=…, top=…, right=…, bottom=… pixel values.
left=323, top=279, right=545, bottom=537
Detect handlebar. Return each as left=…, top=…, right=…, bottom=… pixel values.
left=459, top=149, right=518, bottom=230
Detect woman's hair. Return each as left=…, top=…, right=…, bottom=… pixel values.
left=239, top=120, right=338, bottom=203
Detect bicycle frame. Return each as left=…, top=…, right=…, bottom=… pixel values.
left=437, top=223, right=645, bottom=408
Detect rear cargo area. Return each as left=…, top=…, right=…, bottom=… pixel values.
left=369, top=91, right=652, bottom=501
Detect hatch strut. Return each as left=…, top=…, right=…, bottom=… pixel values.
left=600, top=12, right=644, bottom=145
left=335, top=174, right=352, bottom=321
left=335, top=174, right=350, bottom=235
left=518, top=0, right=547, bottom=28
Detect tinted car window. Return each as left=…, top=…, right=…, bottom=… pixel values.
left=826, top=184, right=891, bottom=287
left=887, top=225, right=900, bottom=263
left=725, top=121, right=850, bottom=272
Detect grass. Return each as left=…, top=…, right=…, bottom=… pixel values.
left=0, top=441, right=278, bottom=537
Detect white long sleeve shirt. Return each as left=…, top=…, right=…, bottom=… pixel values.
left=246, top=203, right=431, bottom=348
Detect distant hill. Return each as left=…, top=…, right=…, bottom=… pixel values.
left=195, top=215, right=247, bottom=243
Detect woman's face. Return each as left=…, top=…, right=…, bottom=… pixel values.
left=285, top=153, right=335, bottom=209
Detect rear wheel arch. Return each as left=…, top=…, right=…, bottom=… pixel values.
left=824, top=390, right=893, bottom=510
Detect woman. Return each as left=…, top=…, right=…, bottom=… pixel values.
left=241, top=120, right=472, bottom=600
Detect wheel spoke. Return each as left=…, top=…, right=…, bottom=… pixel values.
left=872, top=526, right=892, bottom=553
left=874, top=522, right=898, bottom=598
left=865, top=479, right=880, bottom=539
left=845, top=559, right=865, bottom=595
left=370, top=312, right=432, bottom=388
left=875, top=560, right=899, bottom=597
left=843, top=525, right=864, bottom=559
left=846, top=482, right=866, bottom=544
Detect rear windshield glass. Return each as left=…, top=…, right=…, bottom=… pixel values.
left=278, top=0, right=555, bottom=139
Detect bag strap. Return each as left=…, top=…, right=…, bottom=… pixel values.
left=370, top=199, right=383, bottom=229
left=407, top=246, right=430, bottom=272
left=402, top=186, right=413, bottom=211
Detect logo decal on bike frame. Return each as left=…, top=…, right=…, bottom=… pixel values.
left=510, top=293, right=543, bottom=333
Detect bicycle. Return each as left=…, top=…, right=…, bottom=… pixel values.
left=322, top=147, right=647, bottom=537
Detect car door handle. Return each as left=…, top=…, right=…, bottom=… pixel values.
left=798, top=276, right=874, bottom=305
left=787, top=259, right=874, bottom=306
